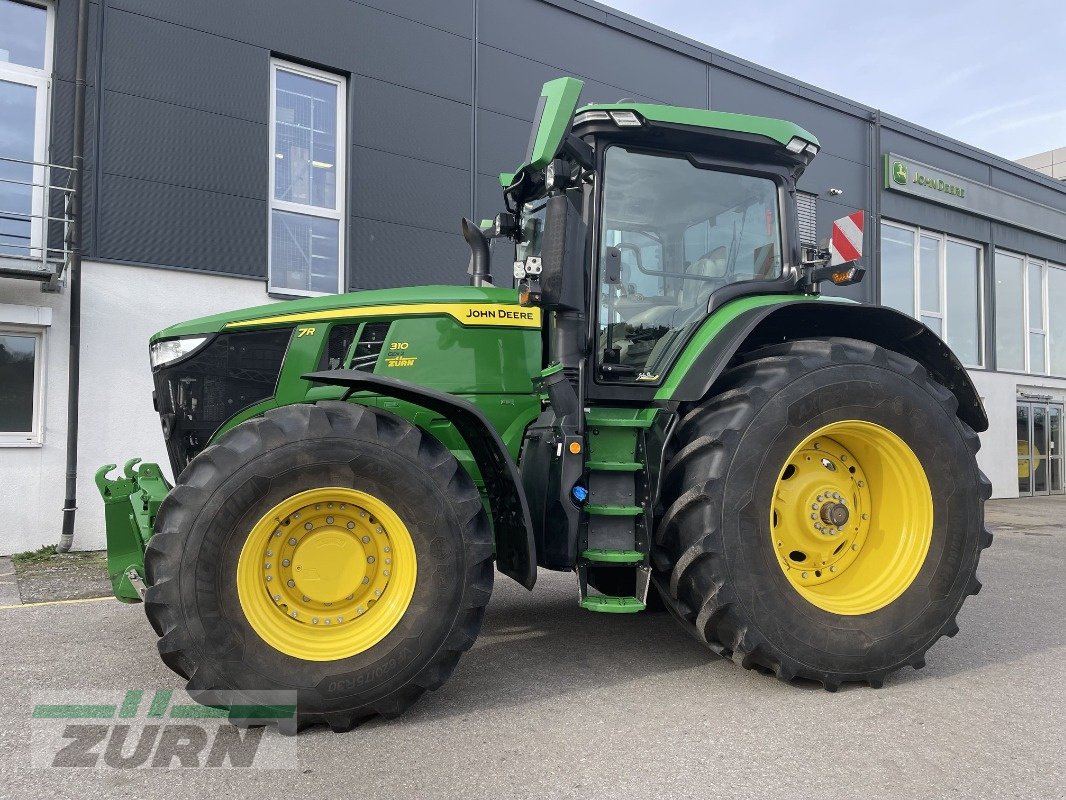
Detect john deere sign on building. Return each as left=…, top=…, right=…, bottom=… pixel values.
left=885, top=153, right=1066, bottom=238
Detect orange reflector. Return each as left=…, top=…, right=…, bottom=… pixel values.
left=568, top=441, right=582, bottom=455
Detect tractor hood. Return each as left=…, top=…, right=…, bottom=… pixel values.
left=151, top=285, right=530, bottom=342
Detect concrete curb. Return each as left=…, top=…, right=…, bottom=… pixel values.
left=0, top=556, right=21, bottom=606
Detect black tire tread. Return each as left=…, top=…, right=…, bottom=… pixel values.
left=144, top=401, right=493, bottom=733
left=653, top=337, right=992, bottom=690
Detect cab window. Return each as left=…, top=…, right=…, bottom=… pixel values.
left=598, top=146, right=783, bottom=382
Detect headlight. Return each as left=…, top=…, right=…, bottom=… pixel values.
left=150, top=336, right=209, bottom=369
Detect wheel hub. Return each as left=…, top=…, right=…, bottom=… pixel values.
left=819, top=501, right=850, bottom=528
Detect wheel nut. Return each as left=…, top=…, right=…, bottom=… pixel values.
left=367, top=556, right=375, bottom=563
left=265, top=575, right=272, bottom=582
left=347, top=522, right=355, bottom=529
left=801, top=571, right=809, bottom=579
left=362, top=536, right=370, bottom=544
left=326, top=516, right=334, bottom=524
left=811, top=513, right=818, bottom=520
left=273, top=594, right=281, bottom=602
left=362, top=576, right=369, bottom=584
left=290, top=611, right=298, bottom=618
left=376, top=527, right=384, bottom=534
left=830, top=566, right=837, bottom=572
left=312, top=618, right=319, bottom=624
left=304, top=522, right=313, bottom=530
left=288, top=537, right=297, bottom=546
left=266, top=550, right=273, bottom=557
left=287, top=579, right=295, bottom=588
left=282, top=559, right=290, bottom=567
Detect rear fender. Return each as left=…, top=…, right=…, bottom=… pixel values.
left=304, top=370, right=537, bottom=590
left=661, top=301, right=987, bottom=433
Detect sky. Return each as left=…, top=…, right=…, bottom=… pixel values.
left=601, top=0, right=1066, bottom=160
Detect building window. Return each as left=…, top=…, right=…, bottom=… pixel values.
left=994, top=252, right=1064, bottom=377
left=268, top=60, right=346, bottom=296
left=0, top=326, right=44, bottom=446
left=0, top=0, right=53, bottom=261
left=879, top=221, right=984, bottom=367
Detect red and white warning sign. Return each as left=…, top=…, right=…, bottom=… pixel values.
left=829, top=210, right=864, bottom=266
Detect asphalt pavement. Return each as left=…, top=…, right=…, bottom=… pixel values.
left=0, top=497, right=1063, bottom=799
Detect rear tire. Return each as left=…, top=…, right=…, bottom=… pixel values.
left=653, top=338, right=992, bottom=689
left=144, top=401, right=493, bottom=731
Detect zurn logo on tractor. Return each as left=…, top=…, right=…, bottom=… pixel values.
left=96, top=76, right=992, bottom=732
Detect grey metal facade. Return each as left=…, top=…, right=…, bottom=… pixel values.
left=48, top=0, right=1066, bottom=304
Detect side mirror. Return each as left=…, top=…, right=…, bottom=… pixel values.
left=539, top=193, right=586, bottom=310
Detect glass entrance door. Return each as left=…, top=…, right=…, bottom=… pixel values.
left=1018, top=401, right=1064, bottom=496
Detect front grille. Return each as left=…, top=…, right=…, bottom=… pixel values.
left=153, top=328, right=292, bottom=475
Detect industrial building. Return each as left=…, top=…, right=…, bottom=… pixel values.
left=1, top=0, right=1063, bottom=554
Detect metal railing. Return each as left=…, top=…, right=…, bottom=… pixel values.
left=0, top=154, right=77, bottom=283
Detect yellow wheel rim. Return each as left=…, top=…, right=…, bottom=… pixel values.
left=770, top=420, right=933, bottom=615
left=236, top=487, right=417, bottom=661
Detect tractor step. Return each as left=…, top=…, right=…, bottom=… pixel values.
left=584, top=408, right=656, bottom=429
left=585, top=504, right=642, bottom=516
left=580, top=595, right=646, bottom=613
left=585, top=460, right=642, bottom=471
left=581, top=548, right=643, bottom=563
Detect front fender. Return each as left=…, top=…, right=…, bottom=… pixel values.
left=657, top=299, right=987, bottom=433
left=304, top=370, right=537, bottom=589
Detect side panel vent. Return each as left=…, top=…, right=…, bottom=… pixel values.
left=349, top=322, right=391, bottom=372
left=797, top=191, right=818, bottom=246
left=318, top=324, right=359, bottom=371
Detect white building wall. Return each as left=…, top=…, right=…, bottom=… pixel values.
left=969, top=368, right=1066, bottom=499
left=0, top=261, right=275, bottom=554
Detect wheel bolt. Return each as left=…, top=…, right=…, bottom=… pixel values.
left=851, top=543, right=858, bottom=551
left=337, top=617, right=343, bottom=623
left=266, top=550, right=273, bottom=557
left=287, top=579, right=295, bottom=588
left=374, top=589, right=382, bottom=597
left=862, top=513, right=869, bottom=520
left=291, top=611, right=298, bottom=618
left=264, top=563, right=271, bottom=569
left=362, top=576, right=369, bottom=585
left=324, top=619, right=331, bottom=625
left=376, top=527, right=384, bottom=534
left=384, top=547, right=391, bottom=553
left=282, top=559, right=290, bottom=567
left=273, top=594, right=281, bottom=602
left=265, top=575, right=272, bottom=582
left=347, top=522, right=355, bottom=529
left=326, top=516, right=334, bottom=524
left=304, top=522, right=313, bottom=530
left=801, top=571, right=809, bottom=579
left=288, top=537, right=297, bottom=546
left=367, top=556, right=375, bottom=563
left=830, top=565, right=837, bottom=572
left=357, top=606, right=364, bottom=614
left=811, top=513, right=818, bottom=520
left=312, top=618, right=319, bottom=624
left=385, top=559, right=391, bottom=565
left=857, top=481, right=865, bottom=488
left=362, top=536, right=370, bottom=544
left=383, top=570, right=390, bottom=577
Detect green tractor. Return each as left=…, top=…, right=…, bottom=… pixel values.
left=97, top=77, right=991, bottom=730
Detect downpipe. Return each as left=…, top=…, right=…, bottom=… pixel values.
left=58, top=0, right=90, bottom=552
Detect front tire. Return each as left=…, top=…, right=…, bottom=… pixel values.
left=653, top=338, right=992, bottom=689
left=144, top=401, right=493, bottom=731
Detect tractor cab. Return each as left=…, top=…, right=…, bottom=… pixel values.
left=490, top=78, right=850, bottom=405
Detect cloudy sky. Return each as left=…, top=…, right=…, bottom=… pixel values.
left=602, top=0, right=1065, bottom=160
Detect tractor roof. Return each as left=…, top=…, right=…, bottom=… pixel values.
left=574, top=102, right=819, bottom=150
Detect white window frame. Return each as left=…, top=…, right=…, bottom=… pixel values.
left=0, top=323, right=46, bottom=446
left=0, top=0, right=55, bottom=262
left=267, top=59, right=347, bottom=297
left=993, top=249, right=1064, bottom=377
left=880, top=220, right=985, bottom=368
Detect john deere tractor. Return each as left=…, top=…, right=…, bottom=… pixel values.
left=97, top=78, right=991, bottom=731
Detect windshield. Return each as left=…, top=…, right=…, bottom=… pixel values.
left=597, top=146, right=783, bottom=381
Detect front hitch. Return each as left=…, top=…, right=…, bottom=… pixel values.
left=95, top=459, right=172, bottom=602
